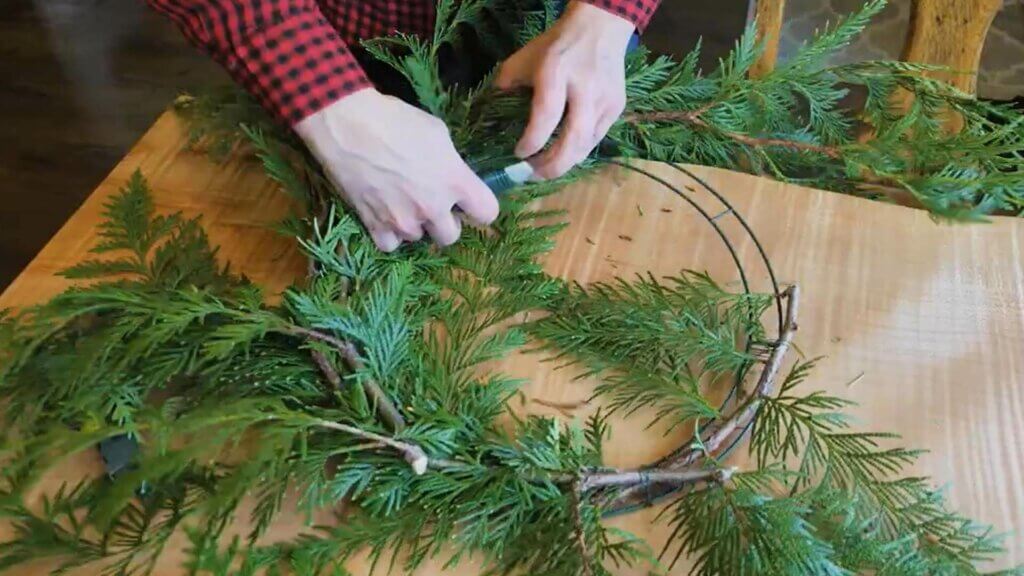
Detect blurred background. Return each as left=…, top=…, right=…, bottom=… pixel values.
left=1, top=0, right=1022, bottom=289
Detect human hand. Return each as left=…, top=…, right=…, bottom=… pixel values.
left=495, top=1, right=634, bottom=180
left=294, top=89, right=499, bottom=252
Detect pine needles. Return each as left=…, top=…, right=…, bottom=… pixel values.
left=0, top=0, right=1020, bottom=574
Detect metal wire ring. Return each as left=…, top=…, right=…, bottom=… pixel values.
left=597, top=159, right=786, bottom=515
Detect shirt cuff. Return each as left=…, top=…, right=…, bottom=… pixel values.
left=579, top=0, right=661, bottom=32
left=225, top=6, right=372, bottom=125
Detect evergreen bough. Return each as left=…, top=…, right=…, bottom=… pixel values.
left=1, top=1, right=1020, bottom=574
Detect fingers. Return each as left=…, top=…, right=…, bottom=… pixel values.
left=389, top=203, right=426, bottom=243
left=426, top=166, right=496, bottom=246
left=454, top=166, right=500, bottom=226
left=595, top=92, right=626, bottom=144
left=533, top=85, right=599, bottom=180
left=424, top=212, right=462, bottom=248
left=495, top=59, right=524, bottom=90
left=531, top=85, right=626, bottom=180
left=515, top=63, right=567, bottom=159
left=352, top=202, right=400, bottom=253
left=361, top=174, right=495, bottom=252
left=370, top=228, right=402, bottom=253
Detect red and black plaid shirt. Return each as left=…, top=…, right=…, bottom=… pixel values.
left=147, top=0, right=660, bottom=125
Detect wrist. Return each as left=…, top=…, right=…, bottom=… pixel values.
left=294, top=86, right=380, bottom=149
left=566, top=1, right=637, bottom=41
left=572, top=0, right=660, bottom=33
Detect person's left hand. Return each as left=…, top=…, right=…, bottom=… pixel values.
left=495, top=1, right=634, bottom=180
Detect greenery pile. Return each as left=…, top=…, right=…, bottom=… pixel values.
left=0, top=0, right=1019, bottom=574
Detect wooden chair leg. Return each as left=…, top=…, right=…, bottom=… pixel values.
left=750, top=0, right=787, bottom=77
left=901, top=0, right=1002, bottom=94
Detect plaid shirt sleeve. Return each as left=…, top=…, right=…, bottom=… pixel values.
left=579, top=0, right=662, bottom=31
left=146, top=0, right=372, bottom=125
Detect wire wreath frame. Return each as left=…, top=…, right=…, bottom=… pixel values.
left=288, top=156, right=799, bottom=517
left=594, top=159, right=790, bottom=516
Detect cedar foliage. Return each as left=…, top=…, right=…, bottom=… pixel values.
left=0, top=1, right=1020, bottom=574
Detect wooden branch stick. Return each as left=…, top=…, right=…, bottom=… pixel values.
left=310, top=349, right=343, bottom=390
left=281, top=324, right=407, bottom=431
left=310, top=411, right=738, bottom=486
left=579, top=466, right=736, bottom=492
left=677, top=284, right=800, bottom=464
left=306, top=416, right=468, bottom=475
left=604, top=285, right=800, bottom=509
left=570, top=480, right=594, bottom=576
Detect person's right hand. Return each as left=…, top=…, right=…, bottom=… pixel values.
left=294, top=89, right=499, bottom=252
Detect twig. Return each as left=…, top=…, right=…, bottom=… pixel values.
left=281, top=325, right=407, bottom=431
left=313, top=419, right=428, bottom=474
left=532, top=397, right=589, bottom=418
left=680, top=284, right=800, bottom=462
left=846, top=371, right=865, bottom=389
left=310, top=349, right=343, bottom=391
left=532, top=398, right=590, bottom=411
left=623, top=100, right=715, bottom=125
left=310, top=418, right=468, bottom=474
left=579, top=467, right=736, bottom=492
left=303, top=198, right=353, bottom=395
left=625, top=107, right=841, bottom=159
left=570, top=480, right=593, bottom=576
left=309, top=408, right=740, bottom=487
left=715, top=129, right=841, bottom=159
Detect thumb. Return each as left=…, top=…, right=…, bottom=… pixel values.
left=455, top=165, right=500, bottom=226
left=495, top=59, right=526, bottom=90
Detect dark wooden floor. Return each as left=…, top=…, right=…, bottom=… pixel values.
left=0, top=0, right=230, bottom=288
left=0, top=0, right=747, bottom=290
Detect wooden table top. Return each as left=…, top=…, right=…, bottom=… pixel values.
left=2, top=111, right=1022, bottom=573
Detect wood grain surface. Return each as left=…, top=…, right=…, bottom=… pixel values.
left=2, top=111, right=1022, bottom=573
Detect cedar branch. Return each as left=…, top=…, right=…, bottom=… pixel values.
left=280, top=324, right=407, bottom=431
left=678, top=284, right=800, bottom=463
left=604, top=285, right=800, bottom=509
left=296, top=287, right=798, bottom=494
left=625, top=107, right=841, bottom=159
left=288, top=282, right=798, bottom=498
left=313, top=419, right=428, bottom=474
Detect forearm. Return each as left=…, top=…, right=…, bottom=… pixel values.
left=145, top=0, right=370, bottom=124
